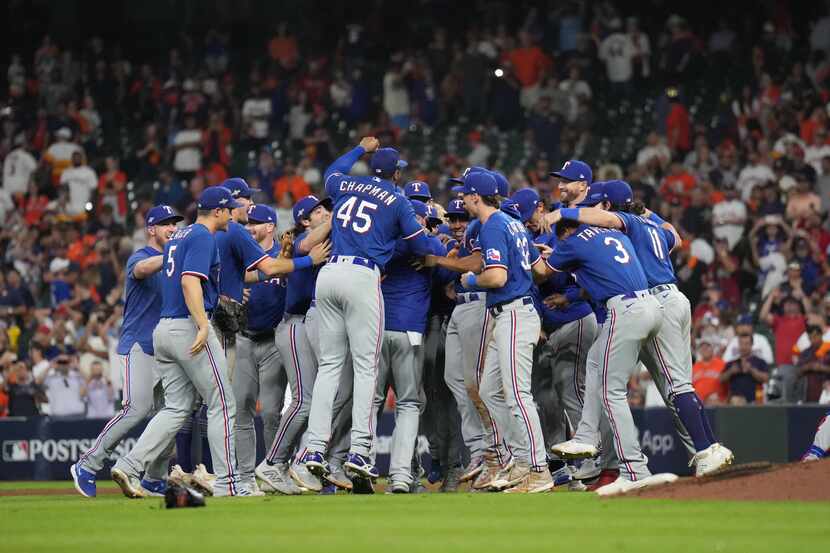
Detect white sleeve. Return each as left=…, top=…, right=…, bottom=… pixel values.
left=757, top=335, right=774, bottom=365
left=722, top=338, right=738, bottom=362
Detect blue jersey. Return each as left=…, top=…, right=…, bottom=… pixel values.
left=284, top=231, right=320, bottom=315
left=478, top=211, right=541, bottom=307
left=246, top=242, right=287, bottom=331
left=216, top=221, right=269, bottom=303
left=533, top=231, right=592, bottom=330
left=160, top=224, right=221, bottom=318
left=615, top=212, right=677, bottom=287
left=383, top=235, right=446, bottom=333
left=117, top=247, right=163, bottom=355
left=546, top=224, right=648, bottom=302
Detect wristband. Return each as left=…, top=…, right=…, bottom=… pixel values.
left=293, top=255, right=313, bottom=271
left=465, top=274, right=477, bottom=288
left=257, top=270, right=267, bottom=282
left=561, top=208, right=580, bottom=221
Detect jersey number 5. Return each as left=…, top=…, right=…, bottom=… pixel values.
left=166, top=245, right=178, bottom=277
left=336, top=197, right=377, bottom=234
left=603, top=236, right=630, bottom=264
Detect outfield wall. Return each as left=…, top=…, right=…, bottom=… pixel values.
left=0, top=406, right=825, bottom=480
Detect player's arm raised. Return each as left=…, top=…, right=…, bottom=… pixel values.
left=132, top=254, right=164, bottom=280
left=182, top=274, right=210, bottom=355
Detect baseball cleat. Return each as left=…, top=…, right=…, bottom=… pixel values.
left=472, top=459, right=504, bottom=490
left=140, top=478, right=168, bottom=497
left=300, top=450, right=330, bottom=478
left=386, top=480, right=411, bottom=494
left=214, top=484, right=253, bottom=497
left=256, top=461, right=302, bottom=495
left=571, top=457, right=602, bottom=480
left=168, top=464, right=188, bottom=486
left=290, top=461, right=323, bottom=492
left=568, top=479, right=588, bottom=491
left=504, top=468, right=555, bottom=494
left=70, top=463, right=97, bottom=498
left=244, top=480, right=266, bottom=496
left=586, top=469, right=620, bottom=492
left=344, top=453, right=379, bottom=479
left=550, top=440, right=599, bottom=459
left=692, top=443, right=735, bottom=477
left=193, top=464, right=217, bottom=493
left=111, top=468, right=146, bottom=499
left=802, top=445, right=826, bottom=462
left=551, top=464, right=572, bottom=487
left=595, top=473, right=678, bottom=497
left=460, top=456, right=484, bottom=482
left=323, top=465, right=353, bottom=491
left=490, top=460, right=529, bottom=491
left=440, top=465, right=463, bottom=492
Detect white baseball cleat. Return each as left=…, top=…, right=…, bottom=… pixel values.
left=256, top=461, right=302, bottom=495
left=571, top=457, right=602, bottom=480
left=595, top=473, right=678, bottom=497
left=692, top=443, right=735, bottom=477
left=289, top=462, right=323, bottom=492
left=111, top=468, right=146, bottom=499
left=550, top=440, right=599, bottom=459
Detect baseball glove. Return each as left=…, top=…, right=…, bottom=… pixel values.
left=164, top=483, right=206, bottom=509
left=213, top=296, right=247, bottom=346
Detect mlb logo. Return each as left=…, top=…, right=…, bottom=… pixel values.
left=2, top=440, right=29, bottom=462
left=486, top=248, right=501, bottom=262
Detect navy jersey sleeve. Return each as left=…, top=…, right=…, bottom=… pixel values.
left=233, top=223, right=269, bottom=272
left=546, top=238, right=578, bottom=272
left=479, top=223, right=509, bottom=271
left=182, top=232, right=215, bottom=280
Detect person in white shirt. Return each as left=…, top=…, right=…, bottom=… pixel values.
left=598, top=20, right=636, bottom=89
left=712, top=182, right=747, bottom=250
left=805, top=130, right=830, bottom=175
left=171, top=115, right=202, bottom=179
left=38, top=355, right=86, bottom=419
left=242, top=84, right=272, bottom=143
left=736, top=151, right=775, bottom=201
left=83, top=361, right=115, bottom=419
left=45, top=127, right=82, bottom=182
left=383, top=63, right=411, bottom=129
left=3, top=136, right=37, bottom=197
left=60, top=152, right=98, bottom=216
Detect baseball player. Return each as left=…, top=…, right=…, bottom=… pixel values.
left=457, top=171, right=554, bottom=493
left=404, top=181, right=433, bottom=204
left=803, top=410, right=830, bottom=461
left=372, top=199, right=446, bottom=493
left=548, top=181, right=734, bottom=477
left=232, top=204, right=289, bottom=495
left=299, top=137, right=433, bottom=483
left=256, top=194, right=334, bottom=495
left=71, top=205, right=183, bottom=498
left=535, top=212, right=679, bottom=496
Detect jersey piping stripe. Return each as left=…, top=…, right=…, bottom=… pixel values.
left=267, top=322, right=304, bottom=463
left=402, top=227, right=425, bottom=240
left=509, top=310, right=538, bottom=468
left=79, top=352, right=132, bottom=467
left=205, top=342, right=236, bottom=495
left=484, top=263, right=508, bottom=271
left=246, top=253, right=270, bottom=273
left=601, top=308, right=636, bottom=481
left=651, top=335, right=677, bottom=395
left=182, top=270, right=208, bottom=280
left=544, top=258, right=562, bottom=272
left=530, top=256, right=542, bottom=267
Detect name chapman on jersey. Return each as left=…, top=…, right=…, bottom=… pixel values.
left=335, top=177, right=399, bottom=206
left=2, top=438, right=137, bottom=463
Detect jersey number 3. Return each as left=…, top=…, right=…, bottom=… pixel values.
left=603, top=236, right=630, bottom=264
left=336, top=197, right=377, bottom=234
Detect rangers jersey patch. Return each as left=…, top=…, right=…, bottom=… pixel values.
left=486, top=248, right=501, bottom=262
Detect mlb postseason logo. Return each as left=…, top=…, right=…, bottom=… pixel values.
left=486, top=248, right=501, bottom=262
left=2, top=438, right=138, bottom=462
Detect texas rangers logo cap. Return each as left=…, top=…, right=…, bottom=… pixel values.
left=499, top=199, right=522, bottom=220
left=198, top=186, right=241, bottom=210
left=145, top=204, right=184, bottom=226
left=293, top=195, right=333, bottom=223
left=404, top=180, right=432, bottom=200
left=446, top=198, right=469, bottom=218
left=551, top=159, right=593, bottom=184
left=220, top=177, right=258, bottom=199
left=247, top=204, right=277, bottom=224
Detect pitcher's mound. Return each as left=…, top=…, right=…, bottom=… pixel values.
left=630, top=459, right=830, bottom=502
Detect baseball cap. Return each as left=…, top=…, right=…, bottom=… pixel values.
left=426, top=205, right=442, bottom=224
left=462, top=171, right=498, bottom=196
left=736, top=313, right=754, bottom=326
left=489, top=170, right=510, bottom=197
left=293, top=195, right=333, bottom=223
left=576, top=182, right=605, bottom=207
left=145, top=205, right=184, bottom=226
left=198, top=186, right=240, bottom=210
left=410, top=199, right=429, bottom=218
left=551, top=159, right=593, bottom=184
left=603, top=179, right=633, bottom=206
left=370, top=148, right=407, bottom=177
left=510, top=188, right=541, bottom=223
left=449, top=166, right=488, bottom=185
left=247, top=204, right=277, bottom=225
left=404, top=181, right=431, bottom=200
left=500, top=199, right=522, bottom=220
left=221, top=177, right=258, bottom=199
left=446, top=198, right=469, bottom=218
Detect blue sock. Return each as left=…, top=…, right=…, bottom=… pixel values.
left=672, top=392, right=713, bottom=452
left=198, top=406, right=213, bottom=472
left=175, top=413, right=194, bottom=473
left=701, top=406, right=717, bottom=444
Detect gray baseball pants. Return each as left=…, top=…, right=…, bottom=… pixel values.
left=479, top=299, right=545, bottom=469
left=306, top=262, right=382, bottom=457
left=233, top=332, right=286, bottom=483
left=114, top=318, right=239, bottom=495
left=373, top=331, right=424, bottom=484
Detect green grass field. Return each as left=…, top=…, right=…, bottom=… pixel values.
left=1, top=481, right=827, bottom=553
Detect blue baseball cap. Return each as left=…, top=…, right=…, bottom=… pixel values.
left=576, top=182, right=605, bottom=207
left=446, top=198, right=469, bottom=217
left=293, top=195, right=332, bottom=223
left=500, top=199, right=522, bottom=220
left=449, top=166, right=488, bottom=185
left=404, top=181, right=431, bottom=200
left=198, top=186, right=240, bottom=210
left=370, top=148, right=407, bottom=177
left=489, top=170, right=510, bottom=197
left=462, top=171, right=498, bottom=196
left=603, top=179, right=633, bottom=206
left=410, top=199, right=429, bottom=218
left=510, top=188, right=541, bottom=223
left=145, top=205, right=183, bottom=226
left=551, top=159, right=593, bottom=184
left=247, top=204, right=277, bottom=225
left=221, top=177, right=258, bottom=199
left=426, top=205, right=442, bottom=224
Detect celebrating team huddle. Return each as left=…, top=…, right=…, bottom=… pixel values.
left=69, top=136, right=735, bottom=498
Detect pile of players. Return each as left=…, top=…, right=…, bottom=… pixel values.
left=69, top=136, right=736, bottom=498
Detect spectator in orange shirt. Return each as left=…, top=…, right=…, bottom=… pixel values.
left=659, top=162, right=696, bottom=208
left=273, top=161, right=311, bottom=202
left=692, top=339, right=728, bottom=404
left=665, top=90, right=691, bottom=153
left=268, top=22, right=299, bottom=70
left=505, top=30, right=552, bottom=109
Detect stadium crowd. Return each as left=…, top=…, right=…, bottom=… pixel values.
left=2, top=0, right=830, bottom=418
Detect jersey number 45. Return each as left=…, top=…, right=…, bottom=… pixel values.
left=336, top=197, right=377, bottom=234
